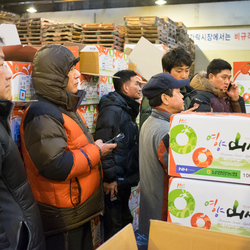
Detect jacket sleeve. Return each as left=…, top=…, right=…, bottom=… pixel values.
left=23, top=114, right=100, bottom=181
left=95, top=108, right=120, bottom=183
left=238, top=96, right=246, bottom=113
left=0, top=145, right=11, bottom=249
left=157, top=133, right=169, bottom=173
left=139, top=97, right=152, bottom=129
left=189, top=93, right=212, bottom=112
left=0, top=224, right=10, bottom=249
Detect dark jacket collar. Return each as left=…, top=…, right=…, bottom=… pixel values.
left=0, top=100, right=14, bottom=134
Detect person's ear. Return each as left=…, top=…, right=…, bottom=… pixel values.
left=122, top=83, right=128, bottom=94
left=208, top=73, right=214, bottom=81
left=161, top=94, right=169, bottom=105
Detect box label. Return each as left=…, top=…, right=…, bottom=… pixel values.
left=168, top=177, right=250, bottom=237
left=169, top=113, right=250, bottom=184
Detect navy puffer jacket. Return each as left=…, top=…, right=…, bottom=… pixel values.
left=95, top=91, right=139, bottom=189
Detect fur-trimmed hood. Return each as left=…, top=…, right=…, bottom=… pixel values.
left=190, top=71, right=226, bottom=99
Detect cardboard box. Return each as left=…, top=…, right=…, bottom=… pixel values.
left=97, top=224, right=137, bottom=250
left=3, top=44, right=37, bottom=62
left=169, top=113, right=250, bottom=184
left=78, top=74, right=114, bottom=104
left=148, top=220, right=250, bottom=250
left=5, top=61, right=35, bottom=101
left=233, top=61, right=250, bottom=104
left=129, top=184, right=140, bottom=231
left=78, top=104, right=98, bottom=134
left=168, top=177, right=250, bottom=237
left=79, top=45, right=128, bottom=76
left=10, top=107, right=24, bottom=150
left=91, top=216, right=104, bottom=249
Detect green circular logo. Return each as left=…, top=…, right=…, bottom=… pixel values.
left=168, top=189, right=195, bottom=218
left=170, top=125, right=197, bottom=154
left=238, top=84, right=244, bottom=96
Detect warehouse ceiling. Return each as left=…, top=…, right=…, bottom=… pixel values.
left=1, top=0, right=245, bottom=16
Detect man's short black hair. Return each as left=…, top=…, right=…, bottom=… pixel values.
left=0, top=37, right=4, bottom=46
left=113, top=70, right=137, bottom=92
left=149, top=89, right=173, bottom=107
left=207, top=59, right=232, bottom=76
left=161, top=47, right=192, bottom=73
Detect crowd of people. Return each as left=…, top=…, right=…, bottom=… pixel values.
left=0, top=39, right=245, bottom=249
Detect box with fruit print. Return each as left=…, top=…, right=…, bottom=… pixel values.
left=80, top=45, right=128, bottom=76
left=79, top=74, right=114, bottom=104
left=5, top=61, right=34, bottom=101
left=168, top=177, right=250, bottom=237
left=10, top=106, right=24, bottom=151
left=233, top=61, right=250, bottom=104
left=91, top=216, right=104, bottom=249
left=129, top=184, right=140, bottom=230
left=78, top=104, right=98, bottom=134
left=168, top=112, right=250, bottom=184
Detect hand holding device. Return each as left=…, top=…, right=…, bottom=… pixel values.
left=105, top=133, right=125, bottom=144
left=189, top=97, right=203, bottom=108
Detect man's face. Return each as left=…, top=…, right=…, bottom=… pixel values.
left=124, top=76, right=141, bottom=99
left=166, top=88, right=185, bottom=114
left=0, top=47, right=12, bottom=100
left=169, top=64, right=190, bottom=80
left=66, top=65, right=80, bottom=94
left=209, top=69, right=231, bottom=93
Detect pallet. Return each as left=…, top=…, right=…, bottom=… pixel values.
left=125, top=37, right=165, bottom=44
left=124, top=16, right=163, bottom=27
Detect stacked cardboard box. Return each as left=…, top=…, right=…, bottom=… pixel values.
left=81, top=23, right=125, bottom=52
left=79, top=45, right=128, bottom=76
left=168, top=113, right=250, bottom=238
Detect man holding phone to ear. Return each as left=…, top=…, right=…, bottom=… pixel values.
left=95, top=70, right=141, bottom=241
left=189, top=59, right=245, bottom=113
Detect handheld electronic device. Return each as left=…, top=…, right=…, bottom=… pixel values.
left=227, top=82, right=233, bottom=91
left=105, top=133, right=125, bottom=144
left=189, top=97, right=203, bottom=108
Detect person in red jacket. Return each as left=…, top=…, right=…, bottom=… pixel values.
left=21, top=45, right=116, bottom=250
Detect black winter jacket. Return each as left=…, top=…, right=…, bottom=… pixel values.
left=0, top=100, right=45, bottom=250
left=95, top=91, right=139, bottom=189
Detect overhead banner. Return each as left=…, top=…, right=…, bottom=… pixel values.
left=188, top=29, right=250, bottom=50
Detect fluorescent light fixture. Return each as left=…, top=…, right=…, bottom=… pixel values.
left=27, top=3, right=37, bottom=13
left=155, top=0, right=167, bottom=5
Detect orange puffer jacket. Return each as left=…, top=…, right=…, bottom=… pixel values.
left=20, top=97, right=104, bottom=235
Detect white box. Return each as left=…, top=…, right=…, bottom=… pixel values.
left=5, top=61, right=34, bottom=101
left=169, top=113, right=250, bottom=184
left=79, top=75, right=114, bottom=104
left=168, top=177, right=250, bottom=237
